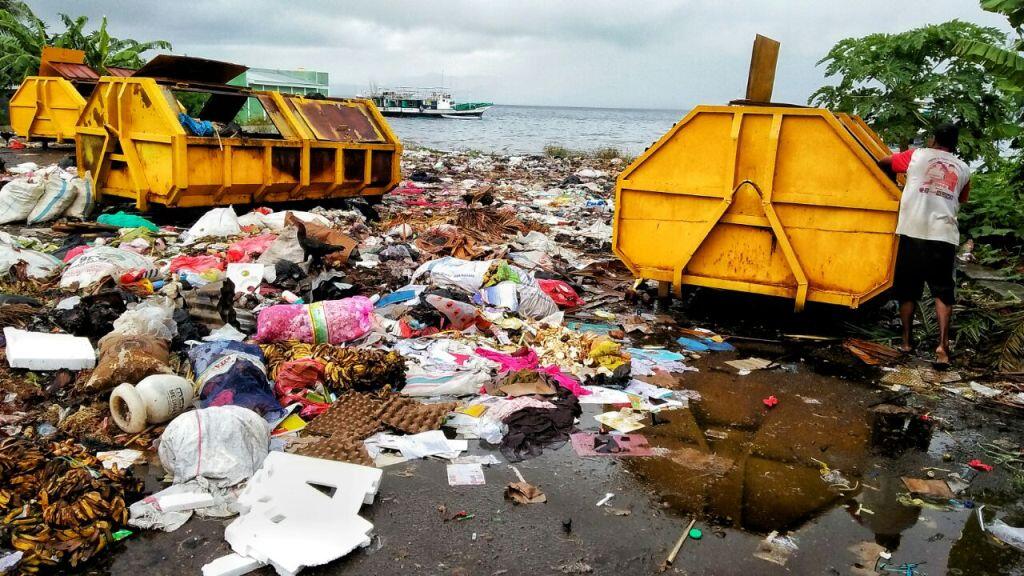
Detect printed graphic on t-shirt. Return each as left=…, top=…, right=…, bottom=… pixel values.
left=917, top=159, right=960, bottom=201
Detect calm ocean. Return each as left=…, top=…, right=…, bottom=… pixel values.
left=385, top=104, right=685, bottom=156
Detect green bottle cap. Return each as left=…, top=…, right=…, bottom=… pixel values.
left=689, top=528, right=703, bottom=540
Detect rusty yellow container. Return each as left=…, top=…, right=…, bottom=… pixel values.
left=613, top=105, right=901, bottom=310
left=74, top=57, right=401, bottom=210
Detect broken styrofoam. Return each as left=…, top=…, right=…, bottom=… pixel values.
left=221, top=451, right=383, bottom=576
left=3, top=327, right=96, bottom=370
left=201, top=553, right=265, bottom=576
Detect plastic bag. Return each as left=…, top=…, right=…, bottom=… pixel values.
left=158, top=405, right=270, bottom=488
left=254, top=297, right=374, bottom=344
left=64, top=172, right=94, bottom=219
left=516, top=283, right=560, bottom=320
left=60, top=246, right=154, bottom=289
left=412, top=257, right=493, bottom=294
left=86, top=334, right=171, bottom=390
left=181, top=207, right=241, bottom=243
left=227, top=233, right=277, bottom=262
left=169, top=255, right=226, bottom=274
left=0, top=245, right=62, bottom=278
left=537, top=279, right=585, bottom=308
left=0, top=176, right=45, bottom=224
left=111, top=297, right=178, bottom=340
left=427, top=295, right=482, bottom=330
left=190, top=340, right=283, bottom=416
left=96, top=211, right=159, bottom=232
left=27, top=173, right=75, bottom=224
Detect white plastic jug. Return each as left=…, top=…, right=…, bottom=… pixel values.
left=110, top=374, right=195, bottom=433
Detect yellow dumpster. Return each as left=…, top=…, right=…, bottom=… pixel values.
left=74, top=55, right=401, bottom=210
left=7, top=47, right=132, bottom=143
left=613, top=105, right=901, bottom=310
left=614, top=35, right=902, bottom=311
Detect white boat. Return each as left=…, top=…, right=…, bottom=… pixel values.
left=369, top=88, right=492, bottom=118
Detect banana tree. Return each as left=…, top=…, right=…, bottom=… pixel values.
left=955, top=1, right=1024, bottom=87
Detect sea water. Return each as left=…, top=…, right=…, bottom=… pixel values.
left=385, top=104, right=684, bottom=156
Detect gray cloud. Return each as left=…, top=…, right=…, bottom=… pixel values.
left=27, top=0, right=1016, bottom=108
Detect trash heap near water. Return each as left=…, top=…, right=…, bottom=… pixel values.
left=0, top=148, right=732, bottom=576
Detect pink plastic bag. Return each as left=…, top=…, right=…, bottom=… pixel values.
left=254, top=296, right=374, bottom=344
left=227, top=233, right=278, bottom=263
left=169, top=254, right=226, bottom=274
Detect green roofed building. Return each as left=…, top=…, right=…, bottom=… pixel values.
left=229, top=67, right=329, bottom=123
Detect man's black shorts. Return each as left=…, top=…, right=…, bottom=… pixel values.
left=893, top=235, right=956, bottom=304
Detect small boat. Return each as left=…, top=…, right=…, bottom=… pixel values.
left=370, top=88, right=492, bottom=118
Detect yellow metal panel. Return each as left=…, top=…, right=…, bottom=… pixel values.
left=613, top=104, right=902, bottom=310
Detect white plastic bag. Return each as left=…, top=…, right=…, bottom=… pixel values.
left=516, top=283, right=559, bottom=320
left=63, top=172, right=94, bottom=219
left=159, top=405, right=270, bottom=488
left=0, top=245, right=62, bottom=278
left=0, top=177, right=45, bottom=224
left=412, top=257, right=493, bottom=294
left=27, top=173, right=76, bottom=224
left=181, top=207, right=241, bottom=243
left=60, top=246, right=154, bottom=289
left=111, top=296, right=178, bottom=340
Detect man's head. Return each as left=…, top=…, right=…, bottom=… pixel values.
left=928, top=122, right=960, bottom=152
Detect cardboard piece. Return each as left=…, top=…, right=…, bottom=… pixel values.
left=447, top=463, right=486, bottom=486
left=222, top=452, right=382, bottom=576
left=901, top=477, right=954, bottom=499
left=3, top=327, right=96, bottom=370
left=724, top=357, right=773, bottom=372
left=499, top=379, right=556, bottom=397
left=594, top=410, right=646, bottom=433
left=505, top=481, right=546, bottom=504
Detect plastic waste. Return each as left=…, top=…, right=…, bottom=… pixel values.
left=110, top=374, right=196, bottom=433
left=516, top=283, right=560, bottom=320
left=63, top=171, right=94, bottom=219
left=537, top=279, right=585, bottom=308
left=168, top=255, right=226, bottom=274
left=0, top=245, right=62, bottom=278
left=181, top=207, right=241, bottom=243
left=254, top=297, right=374, bottom=344
left=427, top=295, right=482, bottom=330
left=0, top=176, right=45, bottom=224
left=60, top=246, right=154, bottom=289
left=158, top=405, right=270, bottom=487
left=27, top=173, right=75, bottom=224
left=190, top=340, right=283, bottom=416
left=96, top=211, right=159, bottom=232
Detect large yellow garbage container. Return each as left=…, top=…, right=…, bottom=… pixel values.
left=613, top=105, right=901, bottom=310
left=74, top=56, right=402, bottom=210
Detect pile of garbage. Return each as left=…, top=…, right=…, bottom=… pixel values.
left=0, top=146, right=741, bottom=575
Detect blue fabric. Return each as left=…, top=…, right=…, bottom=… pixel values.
left=178, top=113, right=215, bottom=137
left=189, top=341, right=283, bottom=418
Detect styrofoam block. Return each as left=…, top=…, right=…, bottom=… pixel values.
left=224, top=452, right=383, bottom=576
left=201, top=553, right=264, bottom=576
left=3, top=327, right=96, bottom=370
left=154, top=490, right=216, bottom=513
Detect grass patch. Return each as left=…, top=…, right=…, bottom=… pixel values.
left=543, top=144, right=576, bottom=159
left=544, top=144, right=635, bottom=162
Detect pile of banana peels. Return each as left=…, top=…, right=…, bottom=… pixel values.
left=0, top=438, right=142, bottom=574
left=261, top=341, right=406, bottom=393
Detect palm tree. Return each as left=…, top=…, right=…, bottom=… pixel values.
left=0, top=8, right=48, bottom=89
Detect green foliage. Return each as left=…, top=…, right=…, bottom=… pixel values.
left=915, top=287, right=1024, bottom=370
left=0, top=5, right=169, bottom=90
left=543, top=144, right=576, bottom=159
left=810, top=20, right=1014, bottom=164
left=960, top=159, right=1024, bottom=241
left=174, top=91, right=210, bottom=117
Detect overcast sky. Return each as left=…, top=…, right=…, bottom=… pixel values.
left=28, top=0, right=1016, bottom=109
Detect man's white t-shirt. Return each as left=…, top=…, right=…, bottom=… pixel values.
left=891, top=148, right=970, bottom=246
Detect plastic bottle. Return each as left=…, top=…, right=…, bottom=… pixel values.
left=109, top=374, right=195, bottom=433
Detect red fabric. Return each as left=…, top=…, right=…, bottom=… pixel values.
left=537, top=279, right=585, bottom=308
left=890, top=149, right=915, bottom=173
left=274, top=358, right=330, bottom=418
left=8, top=139, right=25, bottom=150
left=227, top=233, right=278, bottom=263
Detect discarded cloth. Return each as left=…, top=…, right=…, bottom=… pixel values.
left=190, top=340, right=283, bottom=417
left=500, top=388, right=580, bottom=462
left=254, top=297, right=374, bottom=344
